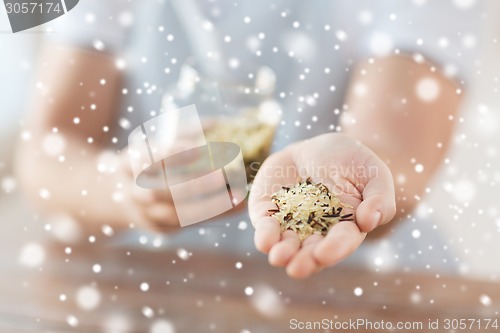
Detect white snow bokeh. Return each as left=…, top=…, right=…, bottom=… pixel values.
left=42, top=133, right=66, bottom=156
left=453, top=0, right=476, bottom=9
left=103, top=314, right=131, bottom=333
left=448, top=178, right=477, bottom=204
left=358, top=10, right=373, bottom=25
left=480, top=294, right=492, bottom=307
left=1, top=176, right=17, bottom=194
left=140, top=282, right=150, bottom=292
left=19, top=243, right=45, bottom=268
left=369, top=32, right=393, bottom=57
left=150, top=319, right=175, bottom=333
left=48, top=215, right=82, bottom=243
left=176, top=248, right=190, bottom=261
left=66, top=315, right=79, bottom=327
left=76, top=285, right=101, bottom=311
left=244, top=286, right=254, bottom=296
left=283, top=31, right=316, bottom=61
left=142, top=306, right=154, bottom=318
left=475, top=104, right=498, bottom=137
left=249, top=285, right=284, bottom=318
left=415, top=77, right=441, bottom=102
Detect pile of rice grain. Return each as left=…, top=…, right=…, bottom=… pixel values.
left=205, top=110, right=275, bottom=180
left=269, top=178, right=354, bottom=241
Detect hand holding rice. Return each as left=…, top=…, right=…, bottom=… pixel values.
left=269, top=178, right=354, bottom=241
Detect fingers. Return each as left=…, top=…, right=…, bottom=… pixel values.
left=248, top=150, right=298, bottom=254
left=248, top=149, right=298, bottom=224
left=356, top=155, right=396, bottom=233
left=159, top=171, right=225, bottom=201
left=249, top=201, right=279, bottom=228
left=130, top=184, right=180, bottom=231
left=270, top=223, right=365, bottom=279
left=131, top=185, right=156, bottom=204
left=313, top=221, right=366, bottom=267
left=286, top=234, right=324, bottom=279
left=272, top=221, right=366, bottom=279
left=251, top=200, right=290, bottom=255
left=268, top=230, right=300, bottom=267
left=254, top=216, right=281, bottom=253
left=250, top=200, right=282, bottom=253
left=144, top=203, right=179, bottom=225
left=356, top=193, right=395, bottom=232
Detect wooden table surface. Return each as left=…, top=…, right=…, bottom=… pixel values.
left=1, top=194, right=499, bottom=333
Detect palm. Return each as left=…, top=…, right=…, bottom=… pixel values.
left=249, top=134, right=396, bottom=279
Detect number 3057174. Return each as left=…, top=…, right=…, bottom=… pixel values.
left=5, top=2, right=62, bottom=14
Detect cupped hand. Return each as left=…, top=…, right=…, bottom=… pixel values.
left=120, top=139, right=244, bottom=233
left=249, top=133, right=396, bottom=279
left=118, top=149, right=181, bottom=233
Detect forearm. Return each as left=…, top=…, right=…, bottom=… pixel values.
left=14, top=44, right=137, bottom=231
left=343, top=55, right=463, bottom=223
left=15, top=136, right=137, bottom=231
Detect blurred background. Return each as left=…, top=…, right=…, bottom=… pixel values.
left=1, top=1, right=500, bottom=332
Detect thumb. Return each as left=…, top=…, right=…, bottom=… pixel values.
left=355, top=157, right=396, bottom=233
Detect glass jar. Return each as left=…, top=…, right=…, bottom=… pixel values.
left=160, top=57, right=282, bottom=182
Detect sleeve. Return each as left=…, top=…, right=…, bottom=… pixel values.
left=353, top=0, right=489, bottom=82
left=44, top=0, right=137, bottom=52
